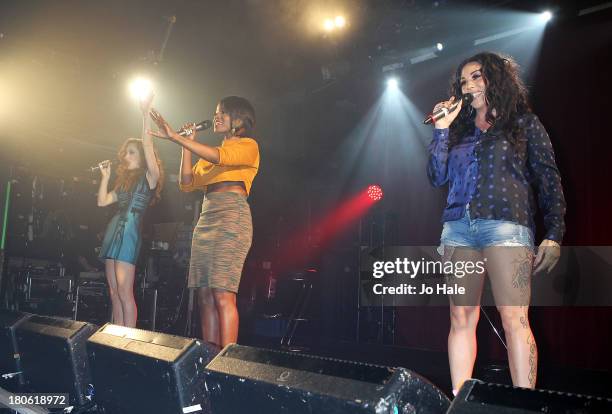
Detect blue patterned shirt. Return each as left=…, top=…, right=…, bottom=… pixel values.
left=427, top=113, right=566, bottom=242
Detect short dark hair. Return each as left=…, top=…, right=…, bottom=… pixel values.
left=218, top=96, right=256, bottom=138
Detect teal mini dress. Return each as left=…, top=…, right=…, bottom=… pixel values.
left=99, top=175, right=153, bottom=265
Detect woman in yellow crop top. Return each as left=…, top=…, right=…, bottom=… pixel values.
left=148, top=96, right=259, bottom=347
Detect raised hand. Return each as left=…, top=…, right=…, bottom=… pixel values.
left=433, top=96, right=463, bottom=129
left=99, top=160, right=111, bottom=179
left=148, top=108, right=177, bottom=140
left=139, top=93, right=155, bottom=116
left=179, top=122, right=197, bottom=140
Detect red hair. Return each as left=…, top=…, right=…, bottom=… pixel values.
left=113, top=138, right=164, bottom=204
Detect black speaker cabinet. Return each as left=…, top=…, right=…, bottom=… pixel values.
left=448, top=379, right=612, bottom=413
left=0, top=310, right=32, bottom=390
left=15, top=315, right=97, bottom=406
left=204, top=344, right=451, bottom=414
left=86, top=323, right=220, bottom=414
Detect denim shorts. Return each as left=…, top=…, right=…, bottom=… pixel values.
left=440, top=205, right=534, bottom=251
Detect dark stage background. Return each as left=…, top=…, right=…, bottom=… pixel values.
left=1, top=0, right=611, bottom=383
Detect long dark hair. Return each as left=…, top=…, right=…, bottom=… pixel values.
left=448, top=52, right=531, bottom=147
left=113, top=138, right=164, bottom=205
left=218, top=96, right=256, bottom=138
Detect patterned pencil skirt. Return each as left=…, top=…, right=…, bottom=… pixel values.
left=188, top=192, right=253, bottom=293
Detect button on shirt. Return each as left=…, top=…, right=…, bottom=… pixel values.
left=427, top=113, right=566, bottom=242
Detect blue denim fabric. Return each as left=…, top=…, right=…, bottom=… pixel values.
left=440, top=204, right=534, bottom=250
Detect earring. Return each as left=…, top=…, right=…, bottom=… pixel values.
left=230, top=120, right=244, bottom=136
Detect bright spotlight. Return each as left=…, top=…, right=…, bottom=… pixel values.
left=436, top=42, right=444, bottom=51
left=539, top=10, right=553, bottom=23
left=129, top=78, right=153, bottom=101
left=324, top=19, right=335, bottom=31
left=387, top=78, right=398, bottom=89
left=334, top=16, right=346, bottom=28
left=367, top=185, right=383, bottom=202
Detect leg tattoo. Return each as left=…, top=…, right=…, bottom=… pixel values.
left=519, top=306, right=529, bottom=329
left=511, top=250, right=534, bottom=304
left=527, top=333, right=537, bottom=387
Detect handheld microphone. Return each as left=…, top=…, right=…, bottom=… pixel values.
left=423, top=93, right=474, bottom=125
left=89, top=161, right=111, bottom=172
left=177, top=120, right=213, bottom=136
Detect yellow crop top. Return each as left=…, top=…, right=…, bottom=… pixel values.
left=179, top=137, right=259, bottom=195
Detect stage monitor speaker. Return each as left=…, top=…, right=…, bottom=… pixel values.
left=0, top=310, right=32, bottom=391
left=86, top=323, right=220, bottom=414
left=15, top=315, right=97, bottom=406
left=448, top=379, right=612, bottom=413
left=204, top=344, right=451, bottom=414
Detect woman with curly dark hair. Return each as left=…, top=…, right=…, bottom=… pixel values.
left=97, top=94, right=164, bottom=328
left=427, top=52, right=566, bottom=392
left=148, top=96, right=259, bottom=347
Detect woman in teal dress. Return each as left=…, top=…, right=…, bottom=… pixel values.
left=97, top=95, right=164, bottom=327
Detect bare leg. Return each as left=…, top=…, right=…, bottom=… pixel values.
left=197, top=287, right=220, bottom=345
left=485, top=246, right=537, bottom=388
left=213, top=289, right=239, bottom=347
left=105, top=259, right=123, bottom=325
left=114, top=261, right=137, bottom=328
left=445, top=246, right=486, bottom=393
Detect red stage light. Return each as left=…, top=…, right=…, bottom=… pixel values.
left=367, top=185, right=383, bottom=201
left=273, top=185, right=383, bottom=271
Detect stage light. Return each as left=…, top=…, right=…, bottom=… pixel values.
left=539, top=10, right=553, bottom=23
left=436, top=42, right=444, bottom=51
left=129, top=78, right=153, bottom=101
left=387, top=78, right=398, bottom=89
left=367, top=185, right=383, bottom=202
left=324, top=16, right=346, bottom=32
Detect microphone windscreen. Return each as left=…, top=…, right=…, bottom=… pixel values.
left=462, top=93, right=474, bottom=104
